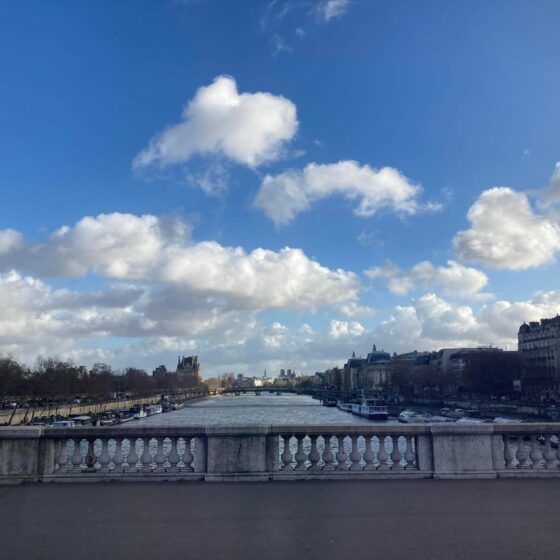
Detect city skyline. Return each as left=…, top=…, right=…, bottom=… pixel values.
left=1, top=0, right=560, bottom=377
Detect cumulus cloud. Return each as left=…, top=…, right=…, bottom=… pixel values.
left=328, top=319, right=365, bottom=338
left=0, top=212, right=360, bottom=314
left=453, top=187, right=560, bottom=270
left=3, top=260, right=560, bottom=376
left=0, top=213, right=189, bottom=279
left=133, top=75, right=298, bottom=170
left=365, top=259, right=491, bottom=300
left=254, top=160, right=440, bottom=226
left=0, top=229, right=22, bottom=255
left=538, top=162, right=560, bottom=207
left=317, top=0, right=351, bottom=22
left=373, top=290, right=560, bottom=353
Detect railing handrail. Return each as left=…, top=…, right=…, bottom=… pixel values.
left=2, top=423, right=560, bottom=439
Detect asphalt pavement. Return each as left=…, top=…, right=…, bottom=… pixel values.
left=0, top=479, right=559, bottom=560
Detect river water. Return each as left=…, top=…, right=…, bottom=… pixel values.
left=132, top=394, right=397, bottom=426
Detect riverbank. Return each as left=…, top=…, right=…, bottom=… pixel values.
left=0, top=392, right=210, bottom=426
left=401, top=398, right=560, bottom=421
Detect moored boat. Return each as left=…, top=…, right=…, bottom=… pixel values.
left=398, top=410, right=430, bottom=423
left=337, top=402, right=353, bottom=413
left=146, top=404, right=163, bottom=416
left=353, top=399, right=389, bottom=421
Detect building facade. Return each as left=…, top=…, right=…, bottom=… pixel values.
left=176, top=355, right=201, bottom=387
left=519, top=315, right=560, bottom=397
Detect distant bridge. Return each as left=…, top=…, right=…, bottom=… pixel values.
left=221, top=386, right=310, bottom=396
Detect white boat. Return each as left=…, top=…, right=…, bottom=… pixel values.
left=146, top=404, right=163, bottom=416
left=353, top=399, right=388, bottom=421
left=398, top=410, right=430, bottom=423
left=133, top=408, right=147, bottom=419
left=51, top=420, right=75, bottom=427
left=337, top=402, right=353, bottom=412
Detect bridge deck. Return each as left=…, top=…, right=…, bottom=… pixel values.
left=1, top=479, right=558, bottom=559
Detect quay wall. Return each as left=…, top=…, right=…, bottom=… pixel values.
left=0, top=392, right=209, bottom=426
left=1, top=423, right=560, bottom=483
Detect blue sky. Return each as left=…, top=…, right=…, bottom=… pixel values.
left=1, top=0, right=560, bottom=376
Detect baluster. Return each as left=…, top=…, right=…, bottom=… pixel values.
left=543, top=435, right=557, bottom=469
left=308, top=436, right=321, bottom=471
left=98, top=439, right=111, bottom=473
left=85, top=438, right=97, bottom=472
left=336, top=435, right=348, bottom=470
left=112, top=438, right=125, bottom=473
left=404, top=436, right=416, bottom=469
left=167, top=438, right=180, bottom=473
left=390, top=436, right=403, bottom=470
left=349, top=435, right=362, bottom=470
left=71, top=438, right=83, bottom=472
left=294, top=436, right=307, bottom=470
left=529, top=435, right=544, bottom=469
left=154, top=437, right=166, bottom=473
left=516, top=436, right=530, bottom=469
left=322, top=435, right=336, bottom=471
left=140, top=437, right=153, bottom=473
left=182, top=437, right=194, bottom=472
left=280, top=435, right=294, bottom=470
left=377, top=436, right=389, bottom=470
left=126, top=438, right=139, bottom=472
left=55, top=440, right=69, bottom=473
left=503, top=435, right=515, bottom=468
left=363, top=436, right=376, bottom=470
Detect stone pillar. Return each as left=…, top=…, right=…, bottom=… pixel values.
left=204, top=426, right=270, bottom=481
left=430, top=424, right=497, bottom=479
left=37, top=436, right=57, bottom=478
left=415, top=433, right=434, bottom=473
left=265, top=433, right=279, bottom=472
left=0, top=427, right=42, bottom=483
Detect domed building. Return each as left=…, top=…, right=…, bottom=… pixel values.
left=358, top=344, right=393, bottom=391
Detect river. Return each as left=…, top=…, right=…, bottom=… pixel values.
left=132, top=394, right=398, bottom=426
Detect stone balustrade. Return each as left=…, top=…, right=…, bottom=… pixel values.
left=1, top=423, right=560, bottom=483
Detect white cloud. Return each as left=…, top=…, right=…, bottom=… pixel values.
left=328, top=319, right=365, bottom=338
left=373, top=290, right=560, bottom=354
left=453, top=187, right=560, bottom=270
left=538, top=162, right=560, bottom=207
left=0, top=212, right=360, bottom=314
left=317, top=0, right=351, bottom=22
left=0, top=213, right=189, bottom=279
left=365, top=259, right=491, bottom=300
left=254, top=160, right=440, bottom=226
left=3, top=259, right=560, bottom=377
left=0, top=229, right=22, bottom=255
left=133, top=75, right=298, bottom=170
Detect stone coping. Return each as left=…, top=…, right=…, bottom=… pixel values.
left=1, top=423, right=559, bottom=439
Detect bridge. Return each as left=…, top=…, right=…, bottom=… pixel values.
left=221, top=386, right=309, bottom=396
left=2, top=423, right=560, bottom=559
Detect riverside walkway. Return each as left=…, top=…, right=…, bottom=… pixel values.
left=1, top=479, right=559, bottom=560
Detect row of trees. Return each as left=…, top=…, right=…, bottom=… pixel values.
left=0, top=356, right=235, bottom=404
left=319, top=351, right=553, bottom=399
left=389, top=352, right=523, bottom=398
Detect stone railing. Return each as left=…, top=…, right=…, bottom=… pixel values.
left=1, top=423, right=560, bottom=483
